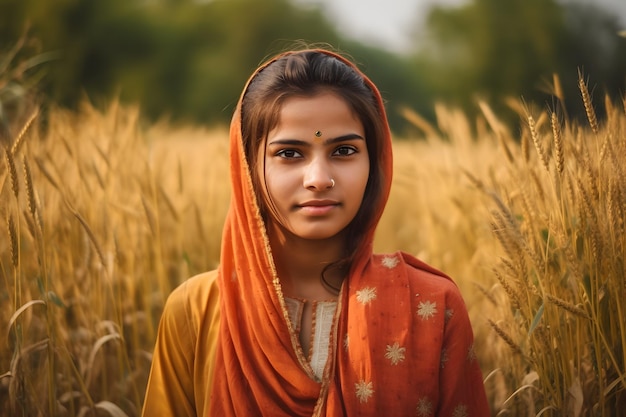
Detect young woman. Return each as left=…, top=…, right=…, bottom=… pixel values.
left=142, top=48, right=490, bottom=416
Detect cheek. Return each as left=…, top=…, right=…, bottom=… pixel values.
left=254, top=150, right=277, bottom=215
left=263, top=165, right=291, bottom=208
left=348, top=160, right=371, bottom=205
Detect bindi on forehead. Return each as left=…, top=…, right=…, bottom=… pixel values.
left=313, top=130, right=323, bottom=142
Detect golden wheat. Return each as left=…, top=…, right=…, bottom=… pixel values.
left=2, top=85, right=625, bottom=416
left=578, top=70, right=599, bottom=134
left=6, top=214, right=17, bottom=268
left=4, top=147, right=19, bottom=200
left=528, top=114, right=550, bottom=172
left=550, top=112, right=564, bottom=175
left=487, top=319, right=524, bottom=357
left=10, top=108, right=39, bottom=156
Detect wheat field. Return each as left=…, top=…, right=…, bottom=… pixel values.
left=1, top=78, right=625, bottom=416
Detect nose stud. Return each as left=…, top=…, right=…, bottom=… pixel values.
left=330, top=178, right=335, bottom=188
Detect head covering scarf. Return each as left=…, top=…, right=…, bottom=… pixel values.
left=209, top=49, right=393, bottom=416
left=209, top=49, right=487, bottom=416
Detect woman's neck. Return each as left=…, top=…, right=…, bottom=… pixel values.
left=268, top=226, right=345, bottom=300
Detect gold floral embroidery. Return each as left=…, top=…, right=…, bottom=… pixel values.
left=416, top=397, right=433, bottom=417
left=355, top=380, right=374, bottom=403
left=381, top=255, right=399, bottom=269
left=384, top=342, right=406, bottom=365
left=467, top=343, right=477, bottom=363
left=452, top=404, right=468, bottom=417
left=417, top=300, right=437, bottom=320
left=356, top=287, right=377, bottom=305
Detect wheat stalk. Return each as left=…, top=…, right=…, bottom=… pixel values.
left=33, top=156, right=60, bottom=191
left=84, top=333, right=122, bottom=390
left=5, top=147, right=19, bottom=199
left=22, top=209, right=37, bottom=239
left=545, top=294, right=589, bottom=319
left=604, top=140, right=626, bottom=203
left=461, top=168, right=484, bottom=190
left=493, top=268, right=522, bottom=310
left=578, top=70, right=599, bottom=134
left=520, top=130, right=530, bottom=164
left=528, top=115, right=550, bottom=173
left=7, top=214, right=18, bottom=268
left=499, top=257, right=519, bottom=278
left=608, top=182, right=624, bottom=241
left=22, top=156, right=36, bottom=217
left=473, top=281, right=498, bottom=306
left=551, top=112, right=564, bottom=175
left=69, top=207, right=106, bottom=269
left=581, top=153, right=600, bottom=202
left=488, top=319, right=525, bottom=357
left=158, top=185, right=179, bottom=222
left=529, top=169, right=546, bottom=203
left=141, top=194, right=156, bottom=236
left=10, top=108, right=39, bottom=156
left=599, top=133, right=610, bottom=164
left=491, top=212, right=520, bottom=264
left=552, top=74, right=567, bottom=120
left=576, top=177, right=595, bottom=223
left=517, top=188, right=537, bottom=232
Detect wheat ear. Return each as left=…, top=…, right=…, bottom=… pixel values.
left=528, top=115, right=550, bottom=172
left=550, top=112, right=563, bottom=175
left=545, top=294, right=589, bottom=319
left=7, top=215, right=18, bottom=268
left=10, top=108, right=39, bottom=156
left=578, top=70, right=599, bottom=134
left=5, top=148, right=19, bottom=199
left=22, top=157, right=36, bottom=217
left=488, top=319, right=524, bottom=357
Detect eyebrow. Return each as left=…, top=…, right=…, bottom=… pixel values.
left=267, top=133, right=364, bottom=147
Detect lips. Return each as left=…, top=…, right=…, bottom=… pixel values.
left=296, top=199, right=339, bottom=215
left=298, top=199, right=338, bottom=207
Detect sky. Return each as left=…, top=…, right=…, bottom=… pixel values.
left=296, top=0, right=626, bottom=53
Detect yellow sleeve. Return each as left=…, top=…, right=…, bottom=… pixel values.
left=142, top=271, right=220, bottom=417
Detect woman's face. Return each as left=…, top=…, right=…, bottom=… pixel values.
left=260, top=92, right=370, bottom=241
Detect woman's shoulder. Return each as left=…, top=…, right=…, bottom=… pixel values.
left=168, top=269, right=219, bottom=302
left=163, top=269, right=220, bottom=327
left=176, top=269, right=219, bottom=294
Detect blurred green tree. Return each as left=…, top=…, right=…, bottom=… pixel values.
left=1, top=0, right=420, bottom=130
left=1, top=0, right=624, bottom=132
left=412, top=0, right=626, bottom=123
left=2, top=0, right=340, bottom=121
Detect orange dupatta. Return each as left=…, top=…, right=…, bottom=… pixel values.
left=208, top=49, right=489, bottom=416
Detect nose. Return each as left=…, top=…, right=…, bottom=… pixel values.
left=303, top=157, right=334, bottom=191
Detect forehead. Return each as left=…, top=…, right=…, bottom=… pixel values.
left=271, top=92, right=363, bottom=140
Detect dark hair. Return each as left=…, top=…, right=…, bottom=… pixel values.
left=241, top=50, right=388, bottom=289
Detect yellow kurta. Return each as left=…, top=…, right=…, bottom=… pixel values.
left=142, top=271, right=219, bottom=417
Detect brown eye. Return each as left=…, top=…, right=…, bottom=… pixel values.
left=276, top=149, right=302, bottom=158
left=333, top=146, right=357, bottom=156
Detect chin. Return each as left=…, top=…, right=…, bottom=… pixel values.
left=294, top=226, right=348, bottom=242
left=270, top=220, right=349, bottom=243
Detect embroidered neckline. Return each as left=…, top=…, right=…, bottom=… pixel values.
left=284, top=297, right=338, bottom=382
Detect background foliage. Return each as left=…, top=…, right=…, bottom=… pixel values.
left=1, top=0, right=625, bottom=134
